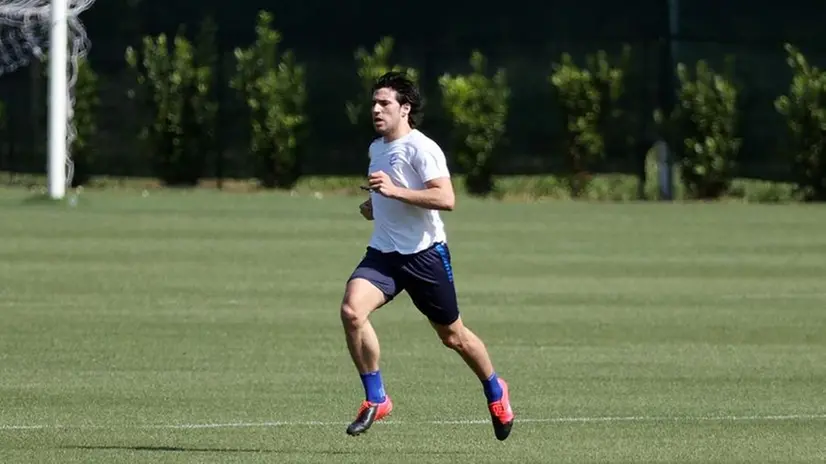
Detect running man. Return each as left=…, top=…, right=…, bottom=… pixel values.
left=340, top=71, right=514, bottom=440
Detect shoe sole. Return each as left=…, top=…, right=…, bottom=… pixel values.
left=491, top=379, right=514, bottom=441
left=493, top=419, right=513, bottom=441
left=346, top=408, right=392, bottom=436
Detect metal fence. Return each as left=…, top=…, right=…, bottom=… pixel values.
left=1, top=0, right=824, bottom=182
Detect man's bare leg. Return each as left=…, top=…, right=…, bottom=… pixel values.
left=340, top=278, right=394, bottom=435
left=430, top=317, right=495, bottom=380
left=432, top=316, right=514, bottom=441
left=341, top=278, right=386, bottom=374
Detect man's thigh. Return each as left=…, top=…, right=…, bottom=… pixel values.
left=400, top=243, right=460, bottom=326
left=348, top=247, right=403, bottom=302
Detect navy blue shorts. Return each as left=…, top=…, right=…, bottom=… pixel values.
left=348, top=242, right=460, bottom=326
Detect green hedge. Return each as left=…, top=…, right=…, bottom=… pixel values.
left=52, top=13, right=826, bottom=203
left=124, top=21, right=217, bottom=186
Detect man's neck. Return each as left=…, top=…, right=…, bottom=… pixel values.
left=383, top=125, right=413, bottom=143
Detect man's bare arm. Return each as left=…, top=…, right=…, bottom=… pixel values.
left=391, top=177, right=455, bottom=211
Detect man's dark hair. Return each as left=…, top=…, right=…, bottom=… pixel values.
left=372, top=71, right=423, bottom=128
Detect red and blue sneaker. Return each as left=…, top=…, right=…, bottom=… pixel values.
left=346, top=396, right=393, bottom=436
left=488, top=378, right=514, bottom=440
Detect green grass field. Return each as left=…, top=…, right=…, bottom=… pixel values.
left=1, top=187, right=825, bottom=463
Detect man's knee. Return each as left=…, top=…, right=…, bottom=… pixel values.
left=435, top=320, right=469, bottom=351
left=340, top=278, right=387, bottom=330
left=340, top=301, right=368, bottom=329
left=441, top=331, right=465, bottom=351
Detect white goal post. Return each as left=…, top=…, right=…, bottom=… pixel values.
left=0, top=0, right=95, bottom=199
left=48, top=0, right=68, bottom=199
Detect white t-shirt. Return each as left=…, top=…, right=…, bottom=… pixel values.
left=366, top=129, right=450, bottom=255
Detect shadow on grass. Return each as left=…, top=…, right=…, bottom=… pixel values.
left=20, top=192, right=63, bottom=205
left=19, top=192, right=83, bottom=208
left=60, top=444, right=468, bottom=455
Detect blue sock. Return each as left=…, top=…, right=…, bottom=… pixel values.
left=360, top=370, right=386, bottom=404
left=482, top=372, right=503, bottom=402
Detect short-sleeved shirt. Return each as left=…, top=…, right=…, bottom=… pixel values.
left=366, top=129, right=451, bottom=255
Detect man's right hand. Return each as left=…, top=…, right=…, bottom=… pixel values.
left=359, top=199, right=374, bottom=221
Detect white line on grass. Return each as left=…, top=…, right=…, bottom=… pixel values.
left=2, top=413, right=826, bottom=431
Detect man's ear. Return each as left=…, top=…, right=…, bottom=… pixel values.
left=401, top=102, right=411, bottom=118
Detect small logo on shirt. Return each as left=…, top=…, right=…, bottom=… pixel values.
left=388, top=154, right=400, bottom=167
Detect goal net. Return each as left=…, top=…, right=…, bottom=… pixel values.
left=0, top=0, right=95, bottom=198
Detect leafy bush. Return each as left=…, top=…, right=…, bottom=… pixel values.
left=727, top=179, right=797, bottom=203
left=665, top=59, right=741, bottom=200
left=125, top=22, right=217, bottom=186
left=492, top=174, right=640, bottom=202
left=774, top=44, right=826, bottom=201
left=439, top=51, right=509, bottom=195
left=36, top=56, right=99, bottom=187
left=231, top=11, right=308, bottom=189
left=0, top=99, right=6, bottom=163
left=345, top=36, right=418, bottom=131
left=68, top=58, right=99, bottom=187
left=549, top=46, right=634, bottom=197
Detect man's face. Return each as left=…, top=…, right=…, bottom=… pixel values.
left=371, top=87, right=409, bottom=135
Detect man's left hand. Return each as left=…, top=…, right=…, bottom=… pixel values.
left=368, top=171, right=399, bottom=198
